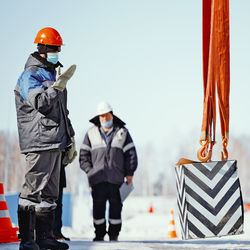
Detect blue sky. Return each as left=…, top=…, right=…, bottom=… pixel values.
left=0, top=1, right=249, bottom=154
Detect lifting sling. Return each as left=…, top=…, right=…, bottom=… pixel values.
left=197, top=0, right=230, bottom=162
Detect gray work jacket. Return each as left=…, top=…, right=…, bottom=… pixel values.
left=14, top=52, right=75, bottom=153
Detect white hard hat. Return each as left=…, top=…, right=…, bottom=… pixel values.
left=96, top=101, right=113, bottom=115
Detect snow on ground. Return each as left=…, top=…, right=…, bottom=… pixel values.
left=1, top=196, right=250, bottom=249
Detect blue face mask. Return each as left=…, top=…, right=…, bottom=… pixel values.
left=101, top=119, right=113, bottom=128
left=47, top=53, right=59, bottom=64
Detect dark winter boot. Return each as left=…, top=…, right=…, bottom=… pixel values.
left=53, top=232, right=70, bottom=241
left=108, top=222, right=121, bottom=242
left=93, top=222, right=106, bottom=241
left=109, top=235, right=118, bottom=241
left=18, top=205, right=40, bottom=250
left=36, top=210, right=69, bottom=250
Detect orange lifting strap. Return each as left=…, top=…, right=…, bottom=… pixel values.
left=198, top=0, right=230, bottom=162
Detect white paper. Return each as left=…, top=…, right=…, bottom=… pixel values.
left=119, top=182, right=134, bottom=202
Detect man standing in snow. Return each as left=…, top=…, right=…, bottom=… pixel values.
left=79, top=101, right=138, bottom=241
left=14, top=27, right=77, bottom=250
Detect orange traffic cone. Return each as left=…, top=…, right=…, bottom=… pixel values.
left=166, top=209, right=178, bottom=239
left=148, top=204, right=154, bottom=213
left=0, top=183, right=19, bottom=243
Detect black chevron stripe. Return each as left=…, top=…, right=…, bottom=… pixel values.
left=176, top=186, right=183, bottom=206
left=191, top=161, right=231, bottom=180
left=227, top=216, right=243, bottom=234
left=176, top=167, right=186, bottom=208
left=175, top=166, right=184, bottom=186
left=176, top=182, right=185, bottom=208
left=188, top=220, right=205, bottom=238
left=176, top=180, right=188, bottom=231
left=177, top=195, right=185, bottom=217
left=177, top=197, right=187, bottom=222
left=187, top=197, right=242, bottom=235
left=184, top=163, right=237, bottom=198
left=179, top=217, right=187, bottom=238
left=178, top=207, right=188, bottom=240
left=175, top=174, right=183, bottom=194
left=185, top=179, right=240, bottom=215
left=181, top=219, right=188, bottom=240
left=175, top=171, right=181, bottom=190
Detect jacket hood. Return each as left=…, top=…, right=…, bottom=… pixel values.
left=24, top=52, right=63, bottom=73
left=89, top=114, right=126, bottom=128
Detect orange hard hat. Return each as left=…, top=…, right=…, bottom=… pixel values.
left=34, top=27, right=63, bottom=46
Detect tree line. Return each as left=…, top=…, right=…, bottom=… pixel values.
left=1, top=130, right=250, bottom=200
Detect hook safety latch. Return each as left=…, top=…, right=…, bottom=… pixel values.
left=221, top=138, right=228, bottom=161
left=197, top=140, right=213, bottom=162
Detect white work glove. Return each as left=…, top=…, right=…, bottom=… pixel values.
left=62, top=137, right=77, bottom=165
left=52, top=65, right=76, bottom=91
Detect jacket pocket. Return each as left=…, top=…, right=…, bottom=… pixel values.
left=18, top=115, right=38, bottom=149
left=40, top=117, right=59, bottom=127
left=39, top=117, right=60, bottom=143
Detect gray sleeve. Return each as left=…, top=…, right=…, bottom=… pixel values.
left=123, top=131, right=138, bottom=176
left=63, top=89, right=75, bottom=137
left=27, top=84, right=61, bottom=114
left=79, top=133, right=93, bottom=173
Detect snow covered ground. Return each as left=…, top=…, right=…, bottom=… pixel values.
left=1, top=196, right=250, bottom=249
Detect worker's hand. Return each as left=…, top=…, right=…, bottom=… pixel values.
left=52, top=64, right=76, bottom=91
left=126, top=176, right=133, bottom=185
left=62, top=137, right=77, bottom=165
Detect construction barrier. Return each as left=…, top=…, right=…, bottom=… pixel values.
left=244, top=203, right=250, bottom=212
left=148, top=204, right=154, bottom=214
left=166, top=209, right=177, bottom=239
left=0, top=183, right=19, bottom=243
left=175, top=160, right=243, bottom=240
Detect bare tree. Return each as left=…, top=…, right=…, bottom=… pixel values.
left=0, top=131, right=25, bottom=193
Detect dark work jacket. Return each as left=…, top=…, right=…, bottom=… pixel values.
left=79, top=115, right=138, bottom=187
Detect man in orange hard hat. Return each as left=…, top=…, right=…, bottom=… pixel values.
left=14, top=27, right=76, bottom=250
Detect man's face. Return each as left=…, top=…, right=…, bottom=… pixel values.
left=99, top=112, right=113, bottom=124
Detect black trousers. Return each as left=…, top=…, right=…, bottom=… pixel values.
left=91, top=182, right=123, bottom=237
left=53, top=186, right=63, bottom=234
left=53, top=163, right=66, bottom=235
